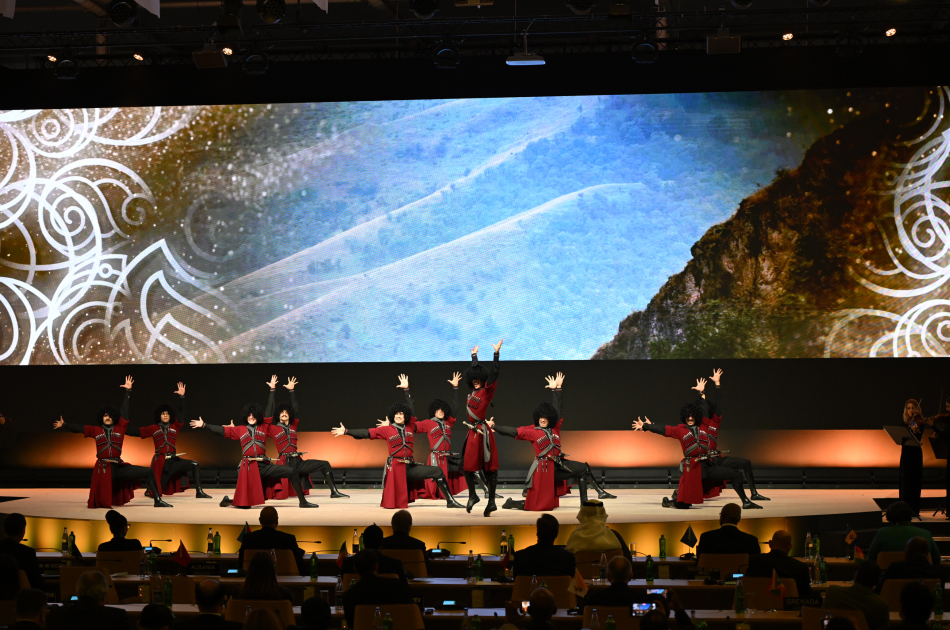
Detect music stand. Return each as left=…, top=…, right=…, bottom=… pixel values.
left=930, top=434, right=949, bottom=517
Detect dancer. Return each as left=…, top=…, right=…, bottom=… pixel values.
left=632, top=381, right=762, bottom=510
left=397, top=372, right=468, bottom=501
left=262, top=375, right=349, bottom=500
left=496, top=372, right=615, bottom=511
left=138, top=382, right=212, bottom=499
left=53, top=376, right=170, bottom=508
left=190, top=405, right=318, bottom=509
left=330, top=399, right=464, bottom=510
left=461, top=340, right=503, bottom=516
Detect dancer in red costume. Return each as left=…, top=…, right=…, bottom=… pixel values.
left=54, top=376, right=170, bottom=509
left=397, top=372, right=468, bottom=501
left=460, top=339, right=503, bottom=517
left=261, top=375, right=349, bottom=501
left=137, top=382, right=213, bottom=499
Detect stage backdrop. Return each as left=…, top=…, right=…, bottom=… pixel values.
left=1, top=86, right=949, bottom=365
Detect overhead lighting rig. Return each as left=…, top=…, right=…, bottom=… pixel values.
left=409, top=0, right=439, bottom=19
left=432, top=38, right=461, bottom=68
left=108, top=0, right=138, bottom=27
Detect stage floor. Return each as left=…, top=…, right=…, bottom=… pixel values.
left=0, top=487, right=910, bottom=527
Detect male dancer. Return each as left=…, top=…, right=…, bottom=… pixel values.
left=496, top=372, right=615, bottom=511
left=398, top=372, right=468, bottom=501
left=191, top=405, right=318, bottom=509
left=330, top=400, right=464, bottom=510
left=138, top=382, right=212, bottom=499
left=54, top=376, right=170, bottom=508
left=632, top=376, right=762, bottom=510
left=461, top=340, right=503, bottom=516
left=262, top=375, right=349, bottom=500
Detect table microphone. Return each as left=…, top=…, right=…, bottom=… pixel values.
left=299, top=541, right=322, bottom=544
left=430, top=541, right=466, bottom=558
left=149, top=539, right=171, bottom=553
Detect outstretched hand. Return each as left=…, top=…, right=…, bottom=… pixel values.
left=471, top=345, right=479, bottom=356
left=631, top=416, right=652, bottom=431
left=121, top=375, right=134, bottom=390
left=491, top=339, right=503, bottom=354
left=448, top=371, right=462, bottom=387
left=692, top=377, right=707, bottom=393
left=396, top=374, right=409, bottom=390
left=174, top=382, right=186, bottom=397
left=331, top=423, right=346, bottom=437
left=53, top=416, right=64, bottom=430
left=710, top=368, right=723, bottom=386
left=544, top=375, right=558, bottom=389
left=266, top=374, right=278, bottom=390
left=555, top=371, right=565, bottom=388
left=190, top=417, right=206, bottom=429
left=284, top=376, right=297, bottom=391
left=487, top=417, right=495, bottom=431
left=376, top=417, right=391, bottom=428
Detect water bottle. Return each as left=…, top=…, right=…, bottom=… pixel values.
left=471, top=615, right=482, bottom=630
left=206, top=528, right=214, bottom=553
left=590, top=609, right=601, bottom=630
left=813, top=535, right=821, bottom=558
left=605, top=615, right=616, bottom=630
left=163, top=577, right=173, bottom=606
left=461, top=608, right=470, bottom=630
left=659, top=535, right=667, bottom=560
left=349, top=578, right=357, bottom=589
left=475, top=554, right=483, bottom=582
left=149, top=549, right=158, bottom=575
left=213, top=531, right=221, bottom=555
left=805, top=532, right=812, bottom=559
left=353, top=529, right=359, bottom=553
left=467, top=551, right=475, bottom=583
left=696, top=616, right=710, bottom=630
left=245, top=605, right=252, bottom=620
left=645, top=555, right=654, bottom=583
left=373, top=607, right=382, bottom=630
left=812, top=556, right=821, bottom=585
left=531, top=575, right=538, bottom=588
left=540, top=580, right=548, bottom=589
left=61, top=528, right=68, bottom=554
left=335, top=576, right=344, bottom=606
left=819, top=556, right=827, bottom=584
left=935, top=583, right=944, bottom=617
left=359, top=532, right=365, bottom=552
left=734, top=578, right=746, bottom=614
left=310, top=552, right=319, bottom=579
left=500, top=530, right=508, bottom=556
left=152, top=572, right=163, bottom=604
left=383, top=612, right=393, bottom=630
left=599, top=552, right=607, bottom=583
left=140, top=551, right=149, bottom=577
left=508, top=534, right=515, bottom=556
left=68, top=531, right=75, bottom=555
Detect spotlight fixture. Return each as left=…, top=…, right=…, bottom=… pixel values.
left=885, top=27, right=897, bottom=36
left=256, top=0, right=285, bottom=23
left=132, top=48, right=146, bottom=61
left=730, top=0, right=752, bottom=8
left=507, top=31, right=544, bottom=66
left=608, top=1, right=631, bottom=23
left=835, top=31, right=863, bottom=58
left=222, top=46, right=234, bottom=56
left=782, top=31, right=793, bottom=40
left=108, top=0, right=138, bottom=27
left=216, top=0, right=244, bottom=36
left=241, top=50, right=269, bottom=74
left=432, top=39, right=461, bottom=69
left=631, top=41, right=658, bottom=63
left=409, top=0, right=439, bottom=19
left=47, top=53, right=57, bottom=62
left=566, top=0, right=594, bottom=15
left=52, top=52, right=80, bottom=80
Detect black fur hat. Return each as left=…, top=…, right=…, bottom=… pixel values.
left=680, top=402, right=704, bottom=424
left=464, top=363, right=490, bottom=389
left=154, top=404, right=176, bottom=424
left=387, top=402, right=413, bottom=425
left=97, top=405, right=121, bottom=426
left=428, top=399, right=452, bottom=419
left=533, top=402, right=559, bottom=427
left=241, top=403, right=264, bottom=425
left=274, top=403, right=296, bottom=423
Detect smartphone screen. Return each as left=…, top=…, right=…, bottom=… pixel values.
left=631, top=603, right=655, bottom=616
left=646, top=588, right=668, bottom=598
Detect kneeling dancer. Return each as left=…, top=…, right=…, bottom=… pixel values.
left=191, top=405, right=317, bottom=509
left=330, top=401, right=464, bottom=510
left=498, top=372, right=615, bottom=511
left=54, top=376, right=170, bottom=508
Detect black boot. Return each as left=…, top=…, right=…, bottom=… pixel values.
left=147, top=479, right=172, bottom=507
left=292, top=475, right=319, bottom=508
left=502, top=498, right=525, bottom=510
left=587, top=470, right=616, bottom=499
left=747, top=472, right=770, bottom=501
left=577, top=475, right=590, bottom=504
left=323, top=472, right=349, bottom=498
left=436, top=478, right=465, bottom=508
left=464, top=472, right=480, bottom=513
left=483, top=472, right=498, bottom=517
left=662, top=497, right=691, bottom=509
left=475, top=471, right=504, bottom=499
left=192, top=464, right=212, bottom=499
left=220, top=495, right=232, bottom=507
left=735, top=483, right=762, bottom=510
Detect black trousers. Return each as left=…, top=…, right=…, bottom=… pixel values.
left=405, top=463, right=446, bottom=482
left=714, top=456, right=753, bottom=475
left=287, top=458, right=332, bottom=490
left=701, top=461, right=745, bottom=487
left=900, top=444, right=923, bottom=515
left=113, top=463, right=159, bottom=489
left=161, top=457, right=197, bottom=487
left=257, top=463, right=300, bottom=482
left=554, top=459, right=590, bottom=482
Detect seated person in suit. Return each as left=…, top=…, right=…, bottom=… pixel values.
left=239, top=551, right=293, bottom=604
left=823, top=561, right=889, bottom=630
left=696, top=503, right=760, bottom=558
left=97, top=510, right=143, bottom=552
left=513, top=514, right=576, bottom=578
left=639, top=592, right=696, bottom=630
left=0, top=513, right=45, bottom=591
left=0, top=554, right=20, bottom=601
left=12, top=588, right=48, bottom=630
left=301, top=596, right=332, bottom=630
left=565, top=500, right=633, bottom=561
left=238, top=506, right=308, bottom=576
left=341, top=525, right=406, bottom=584
left=173, top=579, right=243, bottom=630
left=876, top=537, right=946, bottom=593
left=380, top=510, right=426, bottom=552
left=897, top=581, right=933, bottom=630
left=868, top=501, right=941, bottom=566
left=586, top=557, right=643, bottom=606
left=342, top=550, right=412, bottom=628
left=138, top=603, right=175, bottom=630
left=46, top=570, right=134, bottom=630
left=746, top=530, right=814, bottom=598
left=526, top=588, right=558, bottom=630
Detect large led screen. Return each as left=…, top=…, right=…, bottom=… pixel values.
left=0, top=86, right=946, bottom=364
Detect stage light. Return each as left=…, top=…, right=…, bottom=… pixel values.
left=109, top=0, right=138, bottom=27
left=409, top=0, right=439, bottom=19
left=782, top=31, right=794, bottom=40
left=222, top=46, right=234, bottom=56
left=432, top=39, right=461, bottom=69
left=731, top=0, right=752, bottom=8
left=216, top=0, right=244, bottom=36
left=132, top=49, right=146, bottom=61
left=632, top=41, right=658, bottom=63
left=507, top=31, right=544, bottom=66
left=47, top=54, right=57, bottom=63
left=566, top=0, right=594, bottom=15
left=52, top=53, right=79, bottom=80
left=885, top=27, right=897, bottom=36
left=241, top=50, right=269, bottom=74
left=257, top=0, right=285, bottom=23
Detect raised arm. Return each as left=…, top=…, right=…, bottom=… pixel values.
left=53, top=416, right=85, bottom=434
left=331, top=422, right=373, bottom=439
left=632, top=416, right=666, bottom=436
left=263, top=374, right=278, bottom=423
left=119, top=376, right=133, bottom=421
left=176, top=382, right=187, bottom=428
left=486, top=339, right=502, bottom=386
left=706, top=369, right=723, bottom=418
left=448, top=371, right=461, bottom=418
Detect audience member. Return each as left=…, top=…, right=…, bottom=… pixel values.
left=876, top=536, right=946, bottom=592
left=341, top=525, right=406, bottom=584
left=243, top=609, right=282, bottom=630
left=12, top=588, right=47, bottom=630
left=641, top=610, right=672, bottom=630
left=586, top=557, right=642, bottom=606
left=825, top=618, right=857, bottom=630
left=97, top=511, right=143, bottom=552
left=513, top=515, right=576, bottom=578
left=379, top=510, right=426, bottom=552
left=746, top=530, right=813, bottom=597
left=46, top=570, right=133, bottom=630
left=896, top=581, right=933, bottom=630
left=822, top=561, right=889, bottom=630
left=301, top=596, right=332, bottom=630
left=0, top=554, right=20, bottom=600
left=0, top=513, right=45, bottom=590
left=239, top=552, right=293, bottom=604
left=138, top=603, right=175, bottom=630
left=526, top=588, right=557, bottom=630
left=173, top=579, right=242, bottom=630
left=238, top=507, right=308, bottom=576
left=565, top=500, right=633, bottom=561
left=342, top=550, right=412, bottom=628
left=868, top=501, right=941, bottom=566
left=695, top=503, right=761, bottom=558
